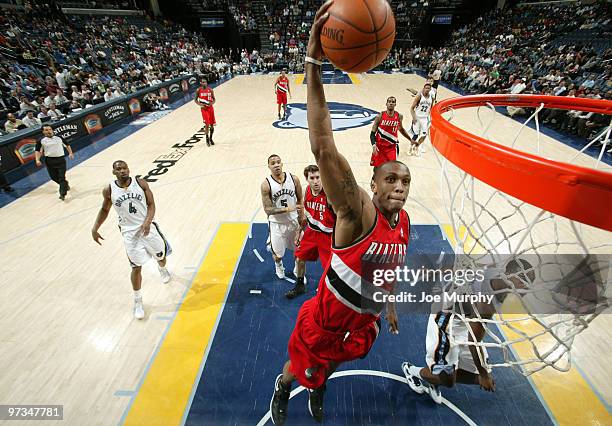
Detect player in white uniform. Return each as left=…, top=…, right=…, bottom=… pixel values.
left=409, top=82, right=434, bottom=156
left=402, top=259, right=535, bottom=403
left=91, top=160, right=172, bottom=319
left=260, top=154, right=304, bottom=279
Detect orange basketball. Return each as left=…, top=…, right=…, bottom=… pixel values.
left=320, top=0, right=395, bottom=73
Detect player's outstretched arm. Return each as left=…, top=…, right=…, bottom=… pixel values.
left=306, top=1, right=371, bottom=238
left=92, top=185, right=112, bottom=245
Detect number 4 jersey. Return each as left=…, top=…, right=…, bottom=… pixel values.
left=110, top=177, right=149, bottom=232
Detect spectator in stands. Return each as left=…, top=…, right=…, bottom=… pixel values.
left=48, top=103, right=65, bottom=120
left=22, top=110, right=42, bottom=128
left=4, top=113, right=26, bottom=133
left=19, top=97, right=37, bottom=116
left=55, top=67, right=68, bottom=90
left=103, top=88, right=115, bottom=102
left=71, top=85, right=83, bottom=101
left=37, top=106, right=50, bottom=120
left=580, top=74, right=597, bottom=89
left=53, top=89, right=70, bottom=110
left=68, top=100, right=82, bottom=112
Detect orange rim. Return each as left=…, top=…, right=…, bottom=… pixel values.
left=430, top=94, right=612, bottom=232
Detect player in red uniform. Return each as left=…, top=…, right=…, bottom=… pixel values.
left=275, top=69, right=291, bottom=120
left=370, top=96, right=412, bottom=168
left=194, top=79, right=216, bottom=146
left=286, top=164, right=336, bottom=299
left=270, top=4, right=412, bottom=424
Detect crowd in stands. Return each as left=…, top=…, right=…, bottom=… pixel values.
left=3, top=0, right=610, bottom=144
left=263, top=0, right=317, bottom=72
left=0, top=5, right=238, bottom=136
left=396, top=2, right=612, bottom=142
left=229, top=2, right=257, bottom=33
left=261, top=0, right=428, bottom=72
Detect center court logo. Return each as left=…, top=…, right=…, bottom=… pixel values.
left=273, top=102, right=377, bottom=131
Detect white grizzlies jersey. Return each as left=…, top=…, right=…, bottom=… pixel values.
left=416, top=92, right=433, bottom=118
left=266, top=173, right=298, bottom=224
left=110, top=178, right=148, bottom=232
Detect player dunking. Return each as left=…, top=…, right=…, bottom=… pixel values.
left=286, top=165, right=336, bottom=299
left=270, top=4, right=411, bottom=424
left=261, top=155, right=305, bottom=279
left=194, top=79, right=216, bottom=146
left=275, top=69, right=292, bottom=120
left=409, top=82, right=434, bottom=155
left=91, top=160, right=172, bottom=319
left=370, top=96, right=411, bottom=168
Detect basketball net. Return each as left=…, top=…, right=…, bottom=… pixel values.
left=431, top=96, right=612, bottom=376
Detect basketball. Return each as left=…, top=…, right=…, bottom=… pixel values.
left=320, top=0, right=396, bottom=73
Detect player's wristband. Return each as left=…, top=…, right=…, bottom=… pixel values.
left=370, top=132, right=377, bottom=145
left=305, top=56, right=323, bottom=66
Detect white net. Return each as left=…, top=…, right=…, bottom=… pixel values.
left=432, top=98, right=612, bottom=376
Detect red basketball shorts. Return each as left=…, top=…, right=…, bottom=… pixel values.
left=277, top=92, right=288, bottom=105
left=295, top=227, right=332, bottom=267
left=370, top=142, right=397, bottom=167
left=200, top=107, right=216, bottom=125
left=288, top=298, right=380, bottom=389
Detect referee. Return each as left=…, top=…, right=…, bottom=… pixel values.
left=35, top=125, right=74, bottom=200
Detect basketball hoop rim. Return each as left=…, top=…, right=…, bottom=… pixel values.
left=430, top=94, right=612, bottom=232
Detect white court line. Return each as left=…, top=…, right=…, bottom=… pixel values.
left=253, top=249, right=264, bottom=263
left=255, top=369, right=477, bottom=426
left=283, top=277, right=295, bottom=284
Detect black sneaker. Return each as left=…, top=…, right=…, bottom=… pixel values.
left=270, top=374, right=290, bottom=425
left=59, top=194, right=65, bottom=201
left=209, top=138, right=215, bottom=146
left=308, top=385, right=325, bottom=423
left=285, top=283, right=305, bottom=299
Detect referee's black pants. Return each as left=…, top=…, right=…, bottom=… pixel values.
left=45, top=156, right=68, bottom=196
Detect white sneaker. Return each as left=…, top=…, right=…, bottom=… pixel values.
left=401, top=362, right=427, bottom=395
left=428, top=384, right=442, bottom=404
left=275, top=261, right=285, bottom=279
left=159, top=266, right=171, bottom=284
left=133, top=299, right=145, bottom=320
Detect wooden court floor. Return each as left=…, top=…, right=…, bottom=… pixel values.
left=0, top=73, right=610, bottom=425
